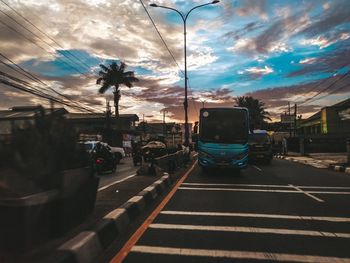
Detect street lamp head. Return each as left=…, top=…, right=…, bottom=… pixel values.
left=149, top=3, right=158, bottom=7
left=212, top=0, right=220, bottom=4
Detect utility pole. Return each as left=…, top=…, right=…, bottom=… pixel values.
left=161, top=110, right=168, bottom=136
left=50, top=98, right=54, bottom=114
left=150, top=1, right=220, bottom=146
left=294, top=104, right=297, bottom=137
left=288, top=102, right=292, bottom=138
left=105, top=99, right=112, bottom=143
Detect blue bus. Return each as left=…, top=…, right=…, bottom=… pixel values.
left=197, top=107, right=249, bottom=172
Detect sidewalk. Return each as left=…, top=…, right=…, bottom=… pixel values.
left=275, top=152, right=350, bottom=173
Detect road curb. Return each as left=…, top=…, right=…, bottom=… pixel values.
left=275, top=155, right=349, bottom=174
left=55, top=173, right=173, bottom=263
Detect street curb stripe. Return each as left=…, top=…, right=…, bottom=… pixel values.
left=110, top=161, right=198, bottom=263
left=58, top=231, right=102, bottom=263
left=149, top=223, right=350, bottom=238
left=131, top=245, right=350, bottom=263
left=104, top=208, right=130, bottom=235
left=55, top=171, right=177, bottom=263
left=92, top=218, right=119, bottom=249
left=159, top=211, right=350, bottom=222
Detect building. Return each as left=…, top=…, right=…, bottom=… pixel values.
left=298, top=98, right=350, bottom=136
left=0, top=105, right=139, bottom=147
left=0, top=106, right=68, bottom=141
left=65, top=113, right=139, bottom=147
left=136, top=122, right=192, bottom=146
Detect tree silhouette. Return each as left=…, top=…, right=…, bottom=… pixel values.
left=96, top=61, right=139, bottom=117
left=235, top=96, right=271, bottom=130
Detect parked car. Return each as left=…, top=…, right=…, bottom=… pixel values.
left=248, top=130, right=273, bottom=164
left=142, top=141, right=167, bottom=162
left=83, top=141, right=125, bottom=163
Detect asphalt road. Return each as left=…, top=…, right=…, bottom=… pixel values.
left=98, top=157, right=138, bottom=191
left=110, top=158, right=350, bottom=263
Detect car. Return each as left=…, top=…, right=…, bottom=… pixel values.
left=142, top=141, right=167, bottom=162
left=248, top=130, right=273, bottom=164
left=83, top=141, right=125, bottom=164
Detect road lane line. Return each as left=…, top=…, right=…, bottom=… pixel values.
left=289, top=184, right=324, bottom=202
left=179, top=186, right=350, bottom=195
left=131, top=245, right=350, bottom=262
left=252, top=165, right=262, bottom=172
left=182, top=183, right=350, bottom=190
left=179, top=187, right=299, bottom=193
left=110, top=161, right=198, bottom=263
left=160, top=211, right=350, bottom=222
left=307, top=191, right=350, bottom=195
left=182, top=182, right=292, bottom=188
left=299, top=186, right=350, bottom=189
left=149, top=223, right=350, bottom=238
left=98, top=174, right=136, bottom=192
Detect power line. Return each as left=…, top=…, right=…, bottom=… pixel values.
left=0, top=17, right=90, bottom=78
left=0, top=71, right=96, bottom=113
left=138, top=0, right=185, bottom=77
left=0, top=0, right=97, bottom=73
left=0, top=53, right=102, bottom=113
left=0, top=76, right=95, bottom=112
left=301, top=74, right=350, bottom=105
left=299, top=71, right=350, bottom=106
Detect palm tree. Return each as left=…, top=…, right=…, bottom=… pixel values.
left=96, top=61, right=139, bottom=117
left=235, top=96, right=271, bottom=130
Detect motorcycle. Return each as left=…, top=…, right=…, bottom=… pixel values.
left=92, top=143, right=117, bottom=174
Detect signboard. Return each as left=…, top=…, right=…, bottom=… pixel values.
left=280, top=114, right=294, bottom=124
left=339, top=108, right=350, bottom=120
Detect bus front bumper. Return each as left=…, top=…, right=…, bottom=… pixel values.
left=198, top=156, right=248, bottom=169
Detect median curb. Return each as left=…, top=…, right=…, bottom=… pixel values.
left=52, top=173, right=172, bottom=263
left=275, top=155, right=350, bottom=174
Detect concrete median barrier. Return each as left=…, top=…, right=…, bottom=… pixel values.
left=52, top=174, right=172, bottom=263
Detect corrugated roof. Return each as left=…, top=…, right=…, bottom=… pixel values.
left=65, top=113, right=139, bottom=121
left=0, top=107, right=67, bottom=120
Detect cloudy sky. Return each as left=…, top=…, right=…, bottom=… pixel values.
left=0, top=0, right=349, bottom=122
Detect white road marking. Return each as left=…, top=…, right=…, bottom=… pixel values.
left=179, top=186, right=350, bottom=195
left=182, top=182, right=350, bottom=190
left=252, top=165, right=262, bottom=172
left=299, top=186, right=350, bottom=189
left=307, top=191, right=350, bottom=195
left=149, top=223, right=350, bottom=238
left=182, top=182, right=292, bottom=188
left=160, top=211, right=350, bottom=223
left=98, top=174, right=136, bottom=192
left=289, top=184, right=325, bottom=203
left=131, top=245, right=350, bottom=263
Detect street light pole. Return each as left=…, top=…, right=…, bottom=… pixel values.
left=150, top=1, right=220, bottom=146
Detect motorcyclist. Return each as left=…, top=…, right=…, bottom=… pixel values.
left=92, top=142, right=116, bottom=172
left=132, top=141, right=143, bottom=166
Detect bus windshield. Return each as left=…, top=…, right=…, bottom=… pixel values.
left=199, top=109, right=248, bottom=144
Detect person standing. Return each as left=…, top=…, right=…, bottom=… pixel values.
left=282, top=137, right=288, bottom=155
